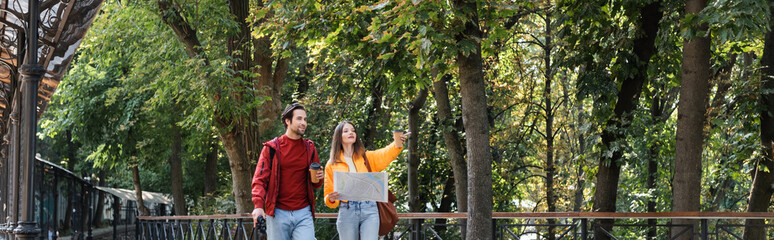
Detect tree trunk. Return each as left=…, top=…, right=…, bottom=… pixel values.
left=646, top=85, right=679, bottom=238
left=168, top=122, right=186, bottom=215
left=64, top=129, right=77, bottom=229
left=408, top=86, right=428, bottom=239
left=574, top=130, right=585, bottom=212
left=432, top=73, right=468, bottom=225
left=252, top=0, right=289, bottom=138
left=93, top=170, right=106, bottom=228
left=542, top=10, right=557, bottom=240
left=132, top=165, right=151, bottom=216
left=744, top=4, right=774, bottom=238
left=220, top=129, right=253, bottom=213
left=381, top=96, right=394, bottom=136
left=452, top=0, right=494, bottom=238
left=248, top=0, right=290, bottom=214
left=80, top=186, right=90, bottom=232
left=433, top=177, right=456, bottom=234
left=363, top=77, right=386, bottom=148
left=673, top=0, right=711, bottom=239
left=592, top=2, right=662, bottom=239
left=295, top=62, right=312, bottom=99
left=647, top=94, right=663, bottom=239
left=228, top=0, right=252, bottom=79
left=433, top=72, right=468, bottom=238
left=159, top=0, right=289, bottom=214
left=226, top=0, right=260, bottom=215
left=647, top=145, right=658, bottom=239
left=157, top=0, right=207, bottom=63
left=204, top=141, right=218, bottom=196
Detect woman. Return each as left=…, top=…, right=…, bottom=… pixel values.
left=324, top=121, right=409, bottom=239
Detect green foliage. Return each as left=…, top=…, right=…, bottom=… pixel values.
left=704, top=0, right=771, bottom=43
left=701, top=53, right=762, bottom=211
left=190, top=192, right=237, bottom=215
left=39, top=0, right=231, bottom=209
left=33, top=0, right=774, bottom=228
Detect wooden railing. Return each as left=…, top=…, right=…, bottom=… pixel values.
left=137, top=211, right=774, bottom=220
left=136, top=212, right=774, bottom=240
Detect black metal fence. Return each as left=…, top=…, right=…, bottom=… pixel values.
left=1, top=158, right=153, bottom=240
left=36, top=158, right=94, bottom=239
left=137, top=212, right=774, bottom=240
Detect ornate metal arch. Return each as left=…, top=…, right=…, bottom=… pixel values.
left=0, top=0, right=103, bottom=132
left=0, top=0, right=103, bottom=236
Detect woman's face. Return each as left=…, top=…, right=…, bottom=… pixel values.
left=341, top=123, right=357, bottom=145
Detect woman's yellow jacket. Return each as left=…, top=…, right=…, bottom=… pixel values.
left=324, top=142, right=403, bottom=208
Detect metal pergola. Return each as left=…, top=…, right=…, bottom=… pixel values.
left=0, top=0, right=103, bottom=239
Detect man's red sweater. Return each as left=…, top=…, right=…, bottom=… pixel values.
left=251, top=135, right=322, bottom=216
left=276, top=135, right=309, bottom=210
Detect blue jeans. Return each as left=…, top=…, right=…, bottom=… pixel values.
left=337, top=201, right=379, bottom=240
left=266, top=205, right=316, bottom=240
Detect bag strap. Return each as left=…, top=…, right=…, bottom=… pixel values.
left=266, top=137, right=280, bottom=172
left=259, top=139, right=277, bottom=176
left=272, top=137, right=280, bottom=168
left=268, top=147, right=275, bottom=169
left=306, top=141, right=315, bottom=165
left=362, top=153, right=394, bottom=204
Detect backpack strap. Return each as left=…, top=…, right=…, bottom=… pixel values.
left=306, top=140, right=315, bottom=165
left=268, top=148, right=275, bottom=170
left=271, top=137, right=280, bottom=169
left=260, top=137, right=279, bottom=175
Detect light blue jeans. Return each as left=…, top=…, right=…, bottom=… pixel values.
left=266, top=205, right=316, bottom=240
left=337, top=201, right=379, bottom=240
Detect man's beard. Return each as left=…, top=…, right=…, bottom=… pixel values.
left=294, top=127, right=305, bottom=136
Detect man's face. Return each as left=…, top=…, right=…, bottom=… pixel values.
left=286, top=109, right=307, bottom=136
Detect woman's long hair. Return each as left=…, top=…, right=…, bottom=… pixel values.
left=329, top=121, right=370, bottom=168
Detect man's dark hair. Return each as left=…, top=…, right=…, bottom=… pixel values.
left=281, top=103, right=306, bottom=128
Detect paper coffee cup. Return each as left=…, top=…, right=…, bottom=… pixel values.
left=309, top=162, right=322, bottom=183
left=392, top=129, right=404, bottom=139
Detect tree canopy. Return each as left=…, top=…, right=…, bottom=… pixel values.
left=36, top=0, right=774, bottom=238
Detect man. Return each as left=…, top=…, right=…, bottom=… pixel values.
left=251, top=103, right=324, bottom=239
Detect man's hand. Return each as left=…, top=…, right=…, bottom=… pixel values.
left=315, top=167, right=324, bottom=183
left=252, top=208, right=265, bottom=227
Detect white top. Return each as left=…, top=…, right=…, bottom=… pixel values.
left=343, top=156, right=357, bottom=172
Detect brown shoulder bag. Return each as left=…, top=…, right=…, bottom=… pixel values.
left=378, top=190, right=399, bottom=235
